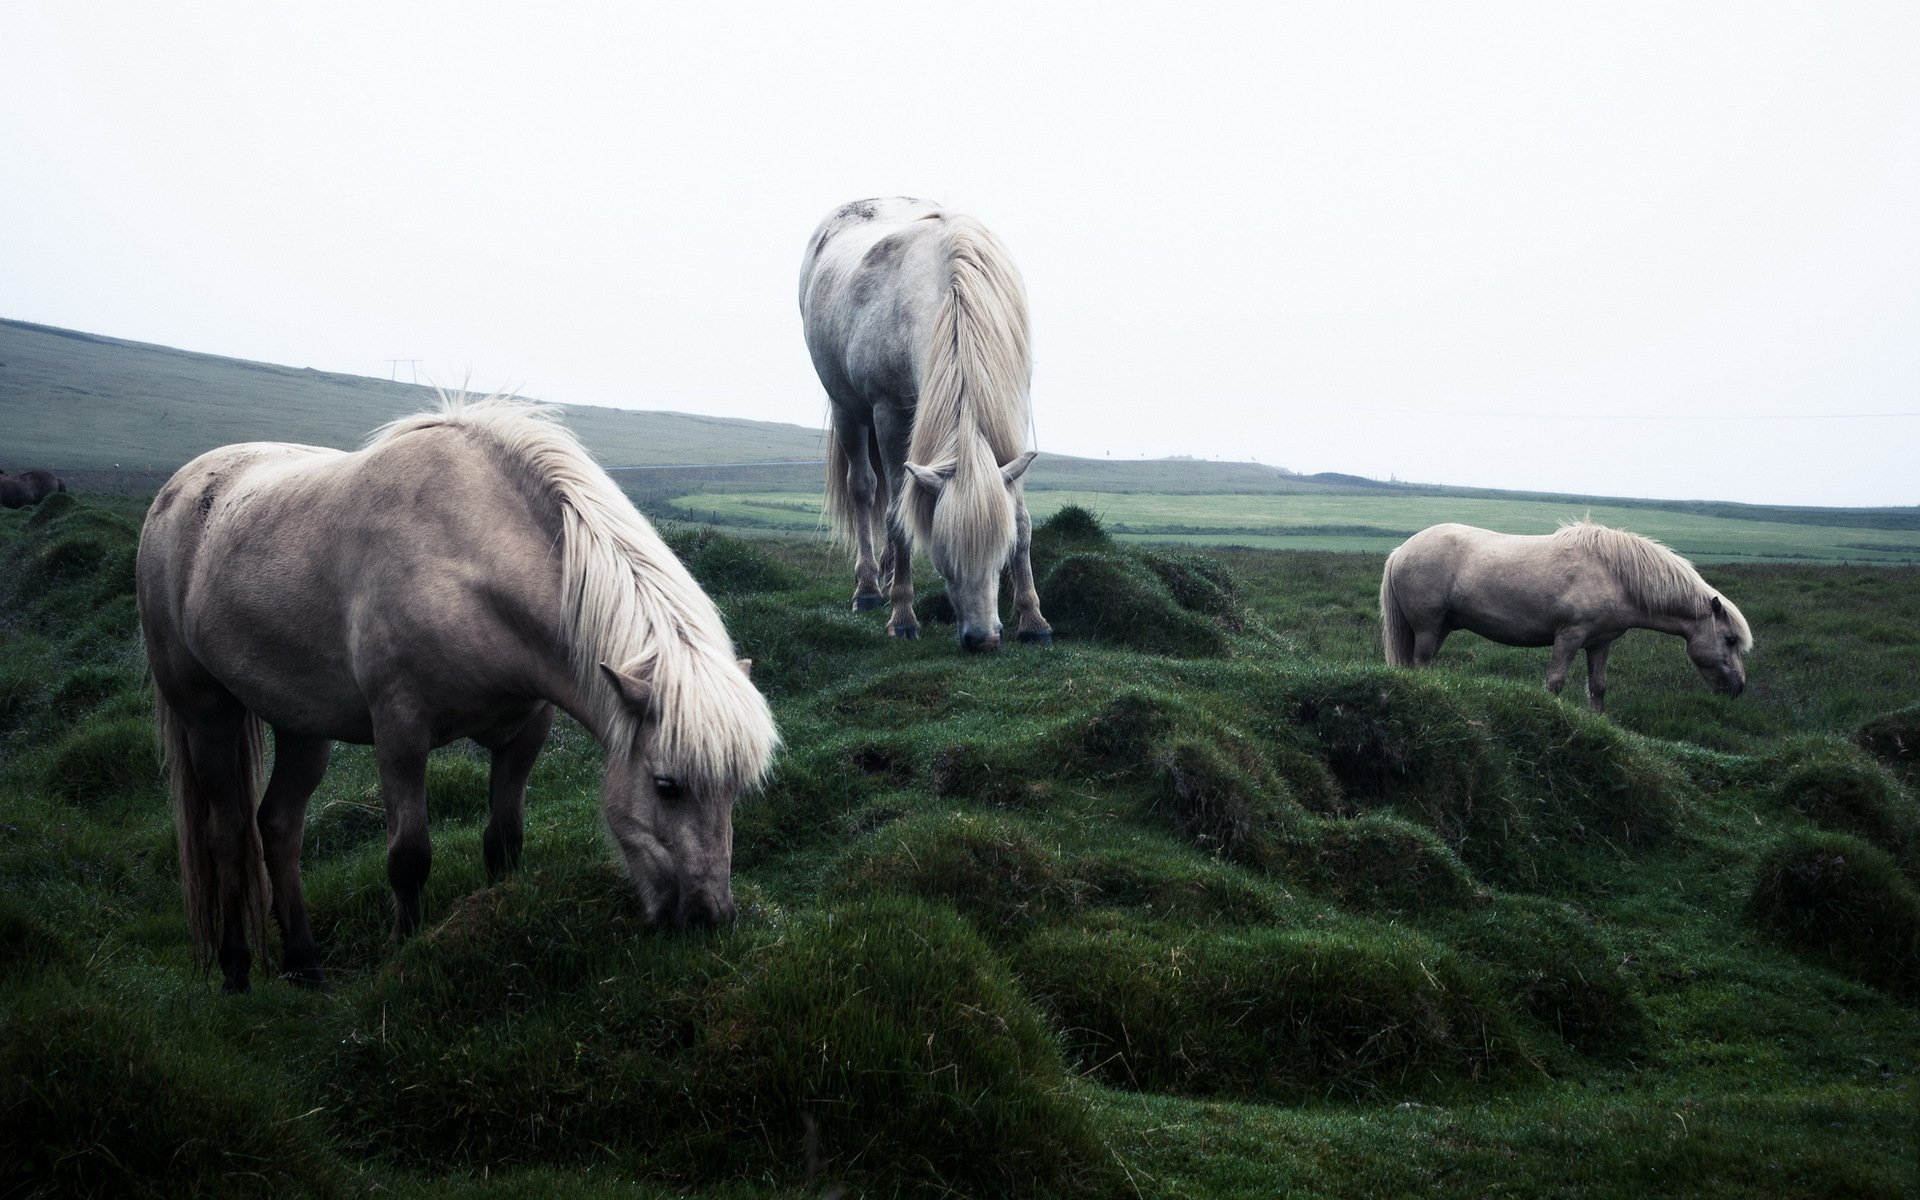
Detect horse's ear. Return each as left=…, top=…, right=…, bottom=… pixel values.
left=599, top=661, right=652, bottom=713
left=905, top=461, right=954, bottom=494
left=1001, top=451, right=1037, bottom=485
left=737, top=658, right=753, bottom=678
left=1709, top=595, right=1725, bottom=617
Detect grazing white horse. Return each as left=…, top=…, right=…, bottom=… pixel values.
left=137, top=397, right=778, bottom=992
left=1380, top=519, right=1753, bottom=713
left=799, top=197, right=1051, bottom=652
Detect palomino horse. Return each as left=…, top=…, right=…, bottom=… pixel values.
left=137, top=398, right=778, bottom=992
left=799, top=197, right=1051, bottom=652
left=0, top=468, right=66, bottom=508
left=1380, top=519, right=1752, bottom=713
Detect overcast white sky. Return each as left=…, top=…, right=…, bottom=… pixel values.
left=4, top=3, right=1915, bottom=506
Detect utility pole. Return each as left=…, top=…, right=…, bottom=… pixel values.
left=384, top=359, right=423, bottom=383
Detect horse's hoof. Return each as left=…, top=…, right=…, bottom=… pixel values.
left=220, top=976, right=252, bottom=996
left=890, top=624, right=920, bottom=640
left=854, top=593, right=886, bottom=612
left=1017, top=629, right=1054, bottom=647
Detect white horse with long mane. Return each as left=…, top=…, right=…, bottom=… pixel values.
left=799, top=197, right=1052, bottom=652
left=137, top=397, right=778, bottom=992
left=1380, top=519, right=1753, bottom=713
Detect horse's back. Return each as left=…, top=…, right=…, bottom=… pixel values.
left=799, top=197, right=955, bottom=412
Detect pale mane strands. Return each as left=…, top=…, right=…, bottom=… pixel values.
left=373, top=396, right=779, bottom=793
left=1554, top=519, right=1754, bottom=650
left=897, top=216, right=1033, bottom=568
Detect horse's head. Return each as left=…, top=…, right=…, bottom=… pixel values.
left=1685, top=594, right=1750, bottom=697
left=596, top=658, right=755, bottom=929
left=904, top=450, right=1036, bottom=652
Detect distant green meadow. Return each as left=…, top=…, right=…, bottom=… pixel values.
left=669, top=490, right=1920, bottom=565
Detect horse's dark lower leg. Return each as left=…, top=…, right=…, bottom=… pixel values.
left=1585, top=641, right=1615, bottom=714
left=1007, top=501, right=1052, bottom=646
left=1545, top=630, right=1583, bottom=698
left=374, top=724, right=433, bottom=939
left=257, top=731, right=333, bottom=989
left=1412, top=630, right=1444, bottom=667
left=837, top=422, right=884, bottom=610
left=483, top=705, right=554, bottom=881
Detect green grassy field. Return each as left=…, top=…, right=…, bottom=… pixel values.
left=3, top=492, right=1916, bottom=1198
left=669, top=490, right=1920, bottom=566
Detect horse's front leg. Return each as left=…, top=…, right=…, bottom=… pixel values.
left=1584, top=639, right=1616, bottom=714
left=1544, top=629, right=1584, bottom=700
left=256, top=730, right=333, bottom=989
left=883, top=519, right=919, bottom=639
left=373, top=715, right=433, bottom=939
left=482, top=704, right=554, bottom=881
left=1006, top=499, right=1052, bottom=646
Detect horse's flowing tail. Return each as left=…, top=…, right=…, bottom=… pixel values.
left=155, top=687, right=269, bottom=972
left=897, top=215, right=1032, bottom=548
left=1380, top=555, right=1416, bottom=667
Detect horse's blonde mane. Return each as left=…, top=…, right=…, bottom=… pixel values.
left=371, top=395, right=778, bottom=793
left=897, top=215, right=1033, bottom=567
left=1554, top=519, right=1753, bottom=650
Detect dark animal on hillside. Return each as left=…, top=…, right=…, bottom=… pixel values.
left=136, top=397, right=779, bottom=993
left=799, top=197, right=1051, bottom=652
left=0, top=468, right=66, bottom=507
left=1380, top=519, right=1753, bottom=714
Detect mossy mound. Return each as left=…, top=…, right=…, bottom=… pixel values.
left=2, top=982, right=344, bottom=1198
left=41, top=714, right=160, bottom=808
left=1276, top=670, right=1522, bottom=874
left=329, top=881, right=1108, bottom=1194
left=1286, top=815, right=1484, bottom=913
left=1027, top=503, right=1113, bottom=574
left=662, top=525, right=796, bottom=595
left=1041, top=552, right=1229, bottom=657
left=1060, top=687, right=1179, bottom=780
left=1439, top=897, right=1648, bottom=1059
left=1019, top=923, right=1521, bottom=1103
left=0, top=896, right=69, bottom=980
left=1139, top=550, right=1247, bottom=630
left=1765, top=740, right=1916, bottom=861
left=1746, top=830, right=1920, bottom=998
left=1856, top=705, right=1920, bottom=786
left=719, top=597, right=882, bottom=698
left=827, top=810, right=1082, bottom=935
left=927, top=738, right=1053, bottom=808
left=1153, top=737, right=1306, bottom=863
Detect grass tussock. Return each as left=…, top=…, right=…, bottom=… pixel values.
left=1746, top=830, right=1920, bottom=998
left=1764, top=739, right=1917, bottom=863
left=1856, top=704, right=1920, bottom=786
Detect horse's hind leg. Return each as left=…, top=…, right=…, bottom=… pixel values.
left=1411, top=629, right=1445, bottom=667
left=482, top=704, right=554, bottom=881
left=1007, top=499, right=1052, bottom=646
left=256, top=731, right=333, bottom=989
left=1545, top=629, right=1584, bottom=699
left=373, top=717, right=433, bottom=939
left=835, top=419, right=885, bottom=611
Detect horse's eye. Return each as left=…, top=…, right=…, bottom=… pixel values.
left=652, top=775, right=682, bottom=799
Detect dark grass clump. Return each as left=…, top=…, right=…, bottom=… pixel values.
left=0, top=895, right=69, bottom=980
left=329, top=884, right=1110, bottom=1195
left=928, top=739, right=1053, bottom=808
left=304, top=794, right=387, bottom=861
left=1062, top=688, right=1178, bottom=780
left=40, top=714, right=161, bottom=808
left=1437, top=896, right=1649, bottom=1059
left=1764, top=740, right=1916, bottom=862
left=732, top=738, right=882, bottom=873
left=1041, top=552, right=1229, bottom=657
left=424, top=752, right=490, bottom=824
left=22, top=488, right=78, bottom=529
left=1138, top=549, right=1246, bottom=630
left=1074, top=843, right=1290, bottom=926
left=1287, top=815, right=1484, bottom=913
left=736, top=896, right=1112, bottom=1195
left=1745, top=830, right=1920, bottom=998
left=718, top=596, right=882, bottom=699
left=826, top=810, right=1082, bottom=935
left=1276, top=670, right=1523, bottom=875
left=1154, top=737, right=1306, bottom=863
left=45, top=662, right=142, bottom=726
left=2, top=980, right=345, bottom=1199
left=1474, top=687, right=1687, bottom=856
left=662, top=525, right=797, bottom=595
left=1027, top=503, right=1113, bottom=576
left=1856, top=704, right=1920, bottom=787
left=1019, top=923, right=1523, bottom=1103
